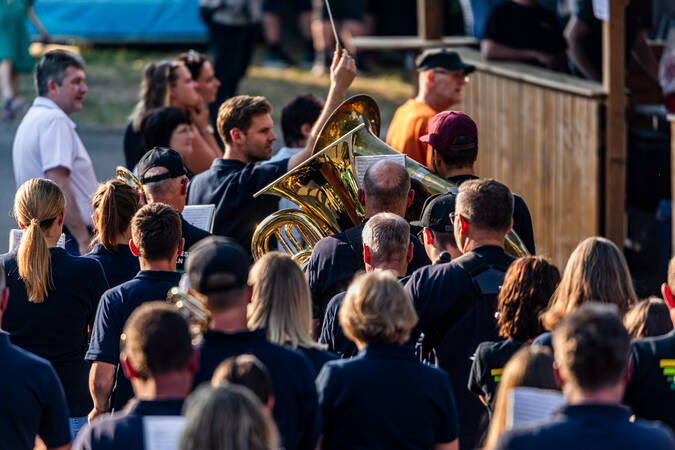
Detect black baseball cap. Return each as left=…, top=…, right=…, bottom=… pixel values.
left=137, top=147, right=187, bottom=184
left=410, top=192, right=456, bottom=232
left=185, top=236, right=250, bottom=295
left=415, top=48, right=475, bottom=74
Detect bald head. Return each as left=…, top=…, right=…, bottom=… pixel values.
left=361, top=160, right=411, bottom=217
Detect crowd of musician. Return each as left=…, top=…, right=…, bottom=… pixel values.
left=3, top=43, right=675, bottom=450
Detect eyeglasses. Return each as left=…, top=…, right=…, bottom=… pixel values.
left=449, top=212, right=463, bottom=225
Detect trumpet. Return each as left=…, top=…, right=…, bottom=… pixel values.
left=116, top=166, right=143, bottom=191
left=167, top=287, right=211, bottom=343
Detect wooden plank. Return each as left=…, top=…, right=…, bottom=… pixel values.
left=349, top=35, right=478, bottom=51
left=603, top=0, right=626, bottom=250
left=417, top=0, right=443, bottom=40
left=670, top=114, right=675, bottom=254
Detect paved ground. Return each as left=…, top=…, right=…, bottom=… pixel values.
left=0, top=122, right=125, bottom=254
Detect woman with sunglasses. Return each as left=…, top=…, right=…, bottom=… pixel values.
left=124, top=60, right=221, bottom=171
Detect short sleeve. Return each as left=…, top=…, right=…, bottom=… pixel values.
left=38, top=362, right=71, bottom=448
left=468, top=346, right=486, bottom=397
left=85, top=291, right=124, bottom=364
left=436, top=371, right=459, bottom=443
left=40, top=117, right=75, bottom=173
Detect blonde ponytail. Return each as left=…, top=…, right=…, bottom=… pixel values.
left=14, top=179, right=66, bottom=303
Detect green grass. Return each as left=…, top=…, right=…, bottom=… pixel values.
left=15, top=46, right=414, bottom=130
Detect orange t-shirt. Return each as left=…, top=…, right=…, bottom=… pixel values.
left=386, top=99, right=438, bottom=169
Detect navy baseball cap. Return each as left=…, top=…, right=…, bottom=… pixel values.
left=415, top=48, right=475, bottom=74
left=410, top=193, right=456, bottom=232
left=185, top=236, right=250, bottom=295
left=137, top=147, right=187, bottom=184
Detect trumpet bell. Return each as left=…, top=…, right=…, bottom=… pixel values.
left=116, top=166, right=143, bottom=191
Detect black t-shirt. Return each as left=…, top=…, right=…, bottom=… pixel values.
left=450, top=175, right=535, bottom=255
left=624, top=330, right=675, bottom=432
left=195, top=329, right=319, bottom=450
left=483, top=2, right=566, bottom=56
left=123, top=122, right=144, bottom=170
left=74, top=399, right=184, bottom=450
left=468, top=338, right=525, bottom=416
left=405, top=245, right=515, bottom=450
left=495, top=403, right=675, bottom=450
left=84, top=243, right=140, bottom=289
left=177, top=214, right=211, bottom=273
left=85, top=270, right=182, bottom=412
left=307, top=222, right=430, bottom=320
left=0, top=333, right=71, bottom=450
left=316, top=343, right=459, bottom=449
left=0, top=248, right=109, bottom=417
left=185, top=158, right=288, bottom=255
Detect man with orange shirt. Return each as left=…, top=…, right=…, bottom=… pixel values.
left=386, top=49, right=474, bottom=169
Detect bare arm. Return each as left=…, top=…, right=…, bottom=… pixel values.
left=189, top=106, right=222, bottom=160
left=435, top=439, right=458, bottom=450
left=88, top=361, right=115, bottom=422
left=564, top=16, right=601, bottom=81
left=44, top=167, right=90, bottom=255
left=27, top=6, right=49, bottom=42
left=288, top=49, right=357, bottom=170
left=184, top=124, right=218, bottom=174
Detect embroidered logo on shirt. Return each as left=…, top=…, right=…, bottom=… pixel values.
left=659, top=359, right=675, bottom=390
left=491, top=368, right=503, bottom=383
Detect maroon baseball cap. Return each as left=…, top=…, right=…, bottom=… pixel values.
left=420, top=111, right=478, bottom=152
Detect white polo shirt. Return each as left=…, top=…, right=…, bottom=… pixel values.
left=13, top=97, right=98, bottom=226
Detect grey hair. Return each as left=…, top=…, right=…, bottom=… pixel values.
left=362, top=212, right=410, bottom=262
left=142, top=166, right=180, bottom=198
left=35, top=50, right=85, bottom=96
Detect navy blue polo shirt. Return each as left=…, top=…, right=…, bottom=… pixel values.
left=494, top=403, right=675, bottom=450
left=74, top=399, right=184, bottom=450
left=0, top=248, right=109, bottom=417
left=449, top=174, right=536, bottom=255
left=0, top=332, right=71, bottom=450
left=177, top=215, right=211, bottom=272
left=84, top=243, right=140, bottom=288
left=185, top=157, right=287, bottom=254
left=86, top=270, right=182, bottom=412
left=624, top=330, right=675, bottom=432
left=316, top=343, right=458, bottom=449
left=468, top=338, right=525, bottom=416
left=296, top=346, right=338, bottom=377
left=307, top=222, right=430, bottom=319
left=194, top=329, right=319, bottom=450
left=319, top=292, right=358, bottom=359
left=405, top=245, right=515, bottom=450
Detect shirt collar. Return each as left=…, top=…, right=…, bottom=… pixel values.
left=125, top=399, right=185, bottom=416
left=559, top=403, right=632, bottom=421
left=360, top=343, right=417, bottom=361
left=135, top=270, right=181, bottom=283
left=203, top=328, right=267, bottom=343
left=32, top=97, right=76, bottom=128
left=212, top=158, right=246, bottom=171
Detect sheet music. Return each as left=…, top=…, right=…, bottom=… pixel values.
left=142, top=416, right=185, bottom=450
left=355, top=154, right=406, bottom=187
left=507, top=387, right=565, bottom=429
left=9, top=229, right=66, bottom=252
left=592, top=0, right=609, bottom=20
left=182, top=204, right=216, bottom=233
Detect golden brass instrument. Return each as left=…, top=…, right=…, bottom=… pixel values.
left=115, top=166, right=143, bottom=191
left=250, top=95, right=529, bottom=262
left=167, top=287, right=211, bottom=343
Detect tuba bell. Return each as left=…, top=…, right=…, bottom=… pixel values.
left=250, top=95, right=529, bottom=264
left=167, top=287, right=211, bottom=343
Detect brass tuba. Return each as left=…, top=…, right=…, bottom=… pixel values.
left=250, top=95, right=529, bottom=264
left=167, top=287, right=211, bottom=343
left=115, top=166, right=143, bottom=191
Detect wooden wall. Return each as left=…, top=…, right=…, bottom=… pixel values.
left=455, top=49, right=605, bottom=268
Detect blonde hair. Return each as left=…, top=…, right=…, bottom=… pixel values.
left=129, top=61, right=183, bottom=131
left=180, top=384, right=279, bottom=450
left=339, top=270, right=418, bottom=345
left=91, top=180, right=140, bottom=253
left=541, top=237, right=637, bottom=331
left=14, top=179, right=65, bottom=303
left=483, top=346, right=558, bottom=449
left=247, top=252, right=323, bottom=350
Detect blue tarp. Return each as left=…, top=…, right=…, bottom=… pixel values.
left=30, top=0, right=208, bottom=42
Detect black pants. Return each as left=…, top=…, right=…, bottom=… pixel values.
left=205, top=22, right=258, bottom=121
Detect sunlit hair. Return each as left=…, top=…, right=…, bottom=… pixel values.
left=130, top=60, right=184, bottom=132
left=623, top=297, right=673, bottom=339
left=211, top=354, right=273, bottom=405
left=541, top=237, right=637, bottom=331
left=180, top=384, right=279, bottom=450
left=248, top=252, right=324, bottom=350
left=362, top=212, right=410, bottom=263
left=216, top=95, right=271, bottom=144
left=14, top=178, right=65, bottom=303
left=340, top=271, right=418, bottom=345
left=91, top=180, right=141, bottom=253
left=483, top=346, right=558, bottom=449
left=497, top=256, right=560, bottom=341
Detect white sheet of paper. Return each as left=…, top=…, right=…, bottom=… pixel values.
left=182, top=204, right=216, bottom=233
left=142, top=416, right=185, bottom=450
left=592, top=0, right=609, bottom=20
left=354, top=154, right=406, bottom=187
left=507, top=387, right=566, bottom=429
left=9, top=229, right=66, bottom=252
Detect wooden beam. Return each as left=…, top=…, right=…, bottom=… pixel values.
left=670, top=114, right=675, bottom=255
left=417, top=0, right=443, bottom=41
left=603, top=1, right=626, bottom=249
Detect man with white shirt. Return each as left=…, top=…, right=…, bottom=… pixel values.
left=12, top=50, right=97, bottom=255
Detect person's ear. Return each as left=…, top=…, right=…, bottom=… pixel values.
left=230, top=127, right=244, bottom=145
left=180, top=177, right=188, bottom=196
left=433, top=150, right=443, bottom=171
left=15, top=214, right=24, bottom=230
left=188, top=348, right=200, bottom=375
left=553, top=362, right=564, bottom=389
left=407, top=189, right=415, bottom=208
left=245, top=285, right=253, bottom=304
left=406, top=242, right=414, bottom=263
left=129, top=239, right=139, bottom=257
left=266, top=395, right=275, bottom=413
left=300, top=123, right=312, bottom=139
left=0, top=287, right=9, bottom=313
left=425, top=70, right=435, bottom=88
left=120, top=354, right=139, bottom=381
left=363, top=244, right=371, bottom=264
left=177, top=238, right=185, bottom=257
left=357, top=188, right=366, bottom=207
left=46, top=78, right=59, bottom=94
left=507, top=217, right=513, bottom=234
left=459, top=215, right=469, bottom=235
left=57, top=210, right=65, bottom=227
left=423, top=228, right=434, bottom=245
left=662, top=283, right=674, bottom=309
left=623, top=355, right=633, bottom=386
